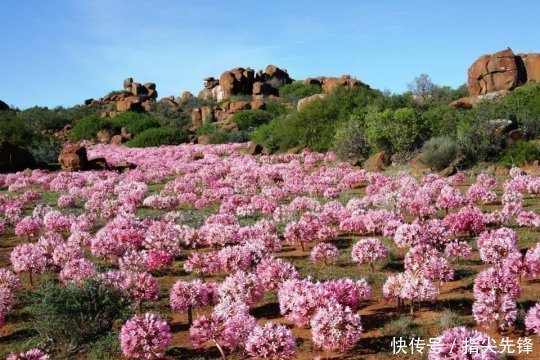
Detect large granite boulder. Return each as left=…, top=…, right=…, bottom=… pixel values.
left=467, top=48, right=519, bottom=95
left=0, top=141, right=36, bottom=173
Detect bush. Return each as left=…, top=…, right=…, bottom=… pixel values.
left=251, top=116, right=301, bottom=153
left=69, top=114, right=111, bottom=141
left=364, top=107, right=427, bottom=154
left=279, top=82, right=322, bottom=103
left=252, top=86, right=383, bottom=152
left=230, top=110, right=273, bottom=131
left=264, top=100, right=289, bottom=118
left=28, top=136, right=62, bottom=164
left=88, top=331, right=121, bottom=360
left=382, top=316, right=425, bottom=339
left=126, top=127, right=189, bottom=147
left=150, top=102, right=190, bottom=128
left=17, top=105, right=99, bottom=132
left=457, top=117, right=507, bottom=163
left=31, top=280, right=131, bottom=355
left=421, top=136, right=459, bottom=170
left=498, top=141, right=540, bottom=167
left=331, top=118, right=370, bottom=162
left=437, top=309, right=464, bottom=330
left=421, top=105, right=469, bottom=137
left=110, top=111, right=160, bottom=134
left=0, top=114, right=41, bottom=145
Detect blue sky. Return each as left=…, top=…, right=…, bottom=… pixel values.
left=1, top=0, right=539, bottom=109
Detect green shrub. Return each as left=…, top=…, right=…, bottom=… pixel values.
left=28, top=136, right=62, bottom=164
left=0, top=113, right=41, bottom=145
left=150, top=102, right=191, bottom=128
left=31, top=280, right=131, bottom=355
left=437, top=309, right=464, bottom=330
left=457, top=117, right=508, bottom=163
left=279, top=82, right=322, bottom=103
left=499, top=141, right=540, bottom=167
left=110, top=111, right=160, bottom=134
left=88, top=331, right=121, bottom=360
left=331, top=118, right=370, bottom=162
left=230, top=110, right=273, bottom=131
left=69, top=114, right=111, bottom=141
left=252, top=86, right=383, bottom=152
left=264, top=100, right=289, bottom=117
left=421, top=105, right=469, bottom=137
left=421, top=136, right=459, bottom=170
left=17, top=105, right=99, bottom=132
left=126, top=127, right=189, bottom=147
left=382, top=316, right=425, bottom=339
left=250, top=117, right=298, bottom=152
left=364, top=107, right=427, bottom=154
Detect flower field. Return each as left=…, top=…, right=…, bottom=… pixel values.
left=0, top=142, right=539, bottom=359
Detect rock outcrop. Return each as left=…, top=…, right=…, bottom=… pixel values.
left=297, top=94, right=326, bottom=111
left=0, top=141, right=36, bottom=173
left=198, top=64, right=292, bottom=101
left=467, top=48, right=519, bottom=95
left=86, top=78, right=159, bottom=117
left=451, top=48, right=540, bottom=108
left=0, top=100, right=9, bottom=111
left=302, top=75, right=366, bottom=93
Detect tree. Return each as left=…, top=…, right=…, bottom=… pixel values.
left=407, top=73, right=436, bottom=97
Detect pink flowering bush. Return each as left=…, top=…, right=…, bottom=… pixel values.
left=256, top=257, right=298, bottom=291
left=310, top=303, right=363, bottom=352
left=444, top=241, right=473, bottom=261
left=10, top=244, right=46, bottom=286
left=59, top=258, right=96, bottom=284
left=351, top=238, right=389, bottom=269
left=278, top=277, right=326, bottom=327
left=6, top=349, right=49, bottom=360
left=525, top=303, right=540, bottom=335
left=428, top=326, right=499, bottom=360
left=245, top=323, right=297, bottom=359
left=311, top=242, right=339, bottom=265
left=218, top=271, right=264, bottom=306
left=14, top=216, right=41, bottom=239
left=119, top=313, right=171, bottom=359
left=323, top=278, right=371, bottom=310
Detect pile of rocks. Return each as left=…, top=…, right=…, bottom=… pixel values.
left=451, top=48, right=540, bottom=108
left=85, top=78, right=159, bottom=117
left=198, top=65, right=292, bottom=101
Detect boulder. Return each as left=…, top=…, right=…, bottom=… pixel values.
left=180, top=91, right=194, bottom=101
left=449, top=90, right=509, bottom=109
left=86, top=157, right=110, bottom=171
left=96, top=130, right=112, bottom=144
left=246, top=143, right=263, bottom=155
left=123, top=77, right=133, bottom=90
left=201, top=106, right=214, bottom=124
left=229, top=101, right=250, bottom=113
left=520, top=53, right=540, bottom=82
left=59, top=144, right=88, bottom=172
left=494, top=166, right=510, bottom=176
left=250, top=100, right=265, bottom=110
left=322, top=75, right=365, bottom=93
left=197, top=135, right=209, bottom=145
left=191, top=108, right=203, bottom=128
left=363, top=151, right=389, bottom=172
left=522, top=164, right=540, bottom=176
left=264, top=65, right=292, bottom=91
left=111, top=135, right=123, bottom=145
left=297, top=94, right=325, bottom=111
left=438, top=165, right=457, bottom=177
left=0, top=100, right=8, bottom=111
left=0, top=141, right=37, bottom=173
left=219, top=68, right=254, bottom=99
left=467, top=48, right=519, bottom=95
